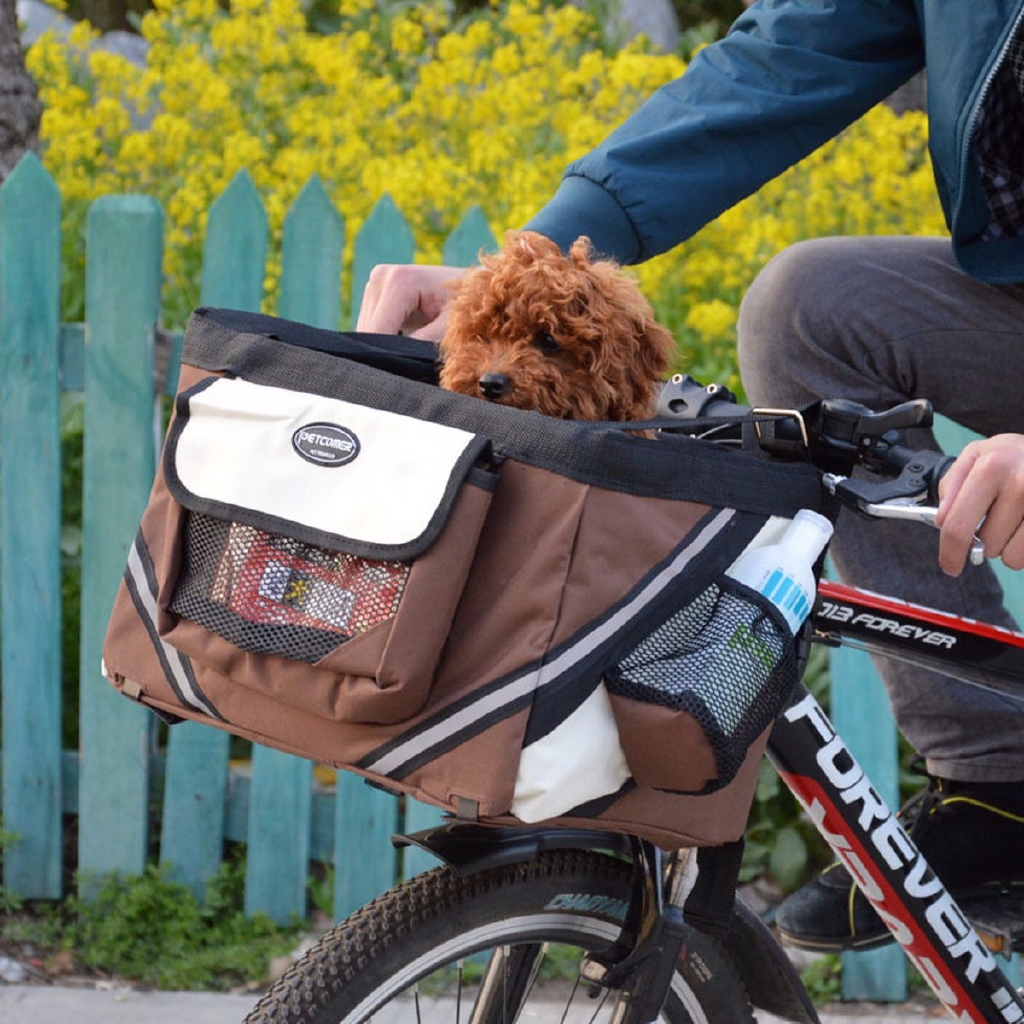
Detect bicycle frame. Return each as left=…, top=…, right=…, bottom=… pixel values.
left=765, top=580, right=1024, bottom=1024
left=815, top=580, right=1024, bottom=699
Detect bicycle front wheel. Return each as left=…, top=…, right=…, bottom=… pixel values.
left=245, top=849, right=754, bottom=1024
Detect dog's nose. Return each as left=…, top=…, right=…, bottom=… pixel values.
left=478, top=373, right=510, bottom=401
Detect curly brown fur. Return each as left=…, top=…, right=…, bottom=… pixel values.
left=439, top=231, right=675, bottom=421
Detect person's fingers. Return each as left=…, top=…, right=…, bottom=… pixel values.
left=975, top=454, right=1024, bottom=570
left=936, top=442, right=984, bottom=574
left=356, top=264, right=466, bottom=336
left=936, top=436, right=1024, bottom=575
left=407, top=304, right=451, bottom=342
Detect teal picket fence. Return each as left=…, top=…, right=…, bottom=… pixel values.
left=0, top=153, right=1020, bottom=998
left=0, top=154, right=499, bottom=927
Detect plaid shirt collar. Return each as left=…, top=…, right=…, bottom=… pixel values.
left=976, top=20, right=1024, bottom=240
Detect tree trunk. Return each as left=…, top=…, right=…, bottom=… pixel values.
left=0, top=0, right=43, bottom=182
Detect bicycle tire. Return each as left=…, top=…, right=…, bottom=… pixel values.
left=244, top=849, right=755, bottom=1024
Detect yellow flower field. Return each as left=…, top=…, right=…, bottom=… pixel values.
left=27, top=0, right=946, bottom=389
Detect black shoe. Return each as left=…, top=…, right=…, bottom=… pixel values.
left=774, top=774, right=1024, bottom=953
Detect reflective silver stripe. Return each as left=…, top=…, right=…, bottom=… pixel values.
left=363, top=507, right=736, bottom=776
left=125, top=537, right=218, bottom=718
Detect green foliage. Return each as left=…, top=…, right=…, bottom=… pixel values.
left=677, top=18, right=720, bottom=58
left=306, top=861, right=335, bottom=918
left=65, top=860, right=302, bottom=990
left=0, top=848, right=301, bottom=990
left=800, top=953, right=843, bottom=1006
left=742, top=644, right=832, bottom=889
left=670, top=0, right=745, bottom=32
left=63, top=0, right=172, bottom=32
left=0, top=822, right=25, bottom=915
left=0, top=899, right=67, bottom=953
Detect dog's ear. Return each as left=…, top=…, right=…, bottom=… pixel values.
left=580, top=255, right=676, bottom=381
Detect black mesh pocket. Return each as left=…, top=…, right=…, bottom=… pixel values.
left=170, top=512, right=411, bottom=664
left=606, top=578, right=799, bottom=791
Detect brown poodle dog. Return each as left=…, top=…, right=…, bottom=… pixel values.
left=438, top=231, right=675, bottom=421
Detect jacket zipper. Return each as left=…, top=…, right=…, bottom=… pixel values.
left=952, top=0, right=1024, bottom=236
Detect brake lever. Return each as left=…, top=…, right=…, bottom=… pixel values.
left=822, top=475, right=985, bottom=566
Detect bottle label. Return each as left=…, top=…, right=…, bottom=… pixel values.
left=759, top=569, right=811, bottom=632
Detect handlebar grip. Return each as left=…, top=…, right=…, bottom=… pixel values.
left=928, top=454, right=956, bottom=503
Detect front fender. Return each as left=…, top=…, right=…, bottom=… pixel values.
left=394, top=821, right=635, bottom=876
left=726, top=894, right=820, bottom=1024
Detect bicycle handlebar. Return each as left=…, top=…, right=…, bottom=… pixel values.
left=655, top=375, right=985, bottom=566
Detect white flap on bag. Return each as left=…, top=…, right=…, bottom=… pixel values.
left=167, top=377, right=486, bottom=557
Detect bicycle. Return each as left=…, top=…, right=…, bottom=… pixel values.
left=243, top=377, right=1024, bottom=1024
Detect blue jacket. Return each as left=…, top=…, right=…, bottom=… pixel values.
left=525, top=0, right=1024, bottom=284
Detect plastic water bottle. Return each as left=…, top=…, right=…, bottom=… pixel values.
left=727, top=510, right=834, bottom=633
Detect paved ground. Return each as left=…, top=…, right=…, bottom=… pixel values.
left=0, top=984, right=260, bottom=1023
left=0, top=983, right=949, bottom=1023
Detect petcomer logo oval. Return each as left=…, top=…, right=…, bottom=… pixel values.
left=292, top=422, right=360, bottom=467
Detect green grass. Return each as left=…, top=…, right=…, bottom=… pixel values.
left=0, top=857, right=303, bottom=991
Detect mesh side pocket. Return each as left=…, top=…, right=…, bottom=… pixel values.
left=606, top=578, right=799, bottom=793
left=170, top=513, right=411, bottom=664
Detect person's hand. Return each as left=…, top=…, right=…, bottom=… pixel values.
left=935, top=434, right=1024, bottom=576
left=356, top=264, right=468, bottom=340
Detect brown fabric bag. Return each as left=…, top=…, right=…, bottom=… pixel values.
left=102, top=307, right=826, bottom=849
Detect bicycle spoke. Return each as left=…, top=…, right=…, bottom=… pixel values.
left=457, top=960, right=463, bottom=1024
left=563, top=973, right=618, bottom=1024
left=558, top=974, right=584, bottom=1024
left=466, top=943, right=547, bottom=1024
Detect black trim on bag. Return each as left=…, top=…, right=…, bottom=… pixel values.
left=187, top=307, right=441, bottom=382
left=355, top=507, right=746, bottom=780
left=163, top=376, right=494, bottom=562
left=123, top=531, right=223, bottom=720
left=561, top=780, right=637, bottom=819
left=148, top=706, right=187, bottom=726
left=180, top=309, right=824, bottom=518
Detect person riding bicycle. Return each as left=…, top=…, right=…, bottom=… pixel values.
left=356, top=1, right=1024, bottom=952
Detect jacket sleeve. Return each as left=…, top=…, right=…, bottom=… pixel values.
left=524, top=0, right=925, bottom=264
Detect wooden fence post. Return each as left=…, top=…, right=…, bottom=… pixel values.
left=349, top=194, right=414, bottom=328
left=0, top=154, right=64, bottom=898
left=199, top=169, right=267, bottom=316
left=160, top=171, right=266, bottom=904
left=279, top=175, right=344, bottom=330
left=442, top=205, right=498, bottom=266
left=78, top=194, right=164, bottom=884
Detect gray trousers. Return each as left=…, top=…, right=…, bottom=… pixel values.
left=737, top=235, right=1024, bottom=782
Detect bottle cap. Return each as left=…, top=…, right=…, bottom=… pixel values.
left=787, top=509, right=834, bottom=561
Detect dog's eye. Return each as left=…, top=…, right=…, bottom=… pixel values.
left=534, top=331, right=560, bottom=354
